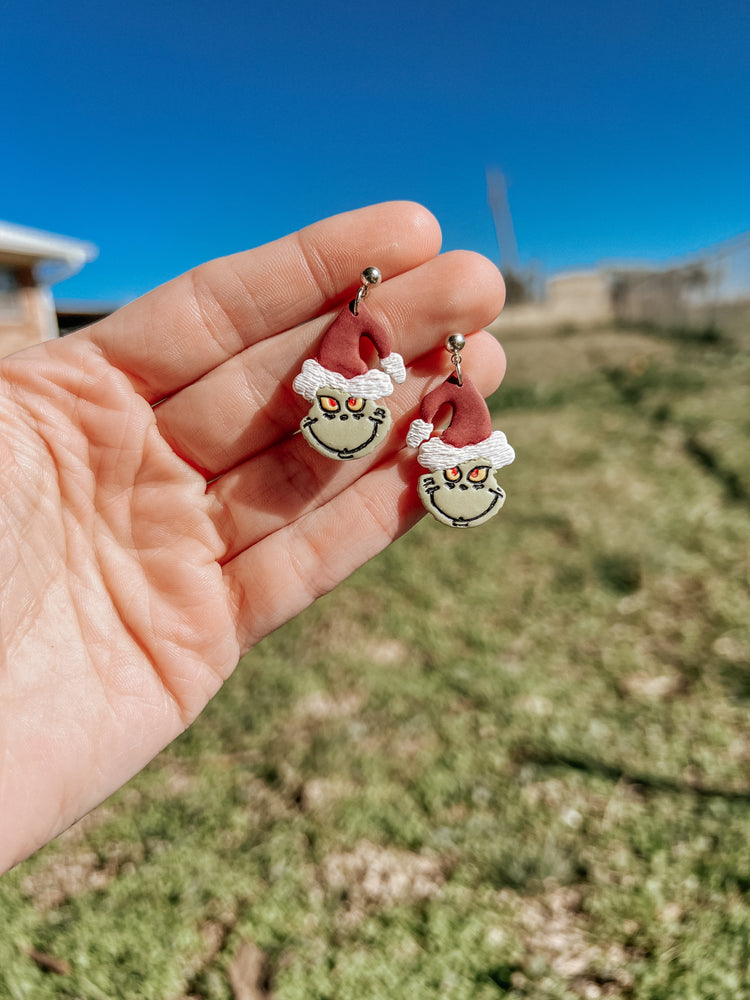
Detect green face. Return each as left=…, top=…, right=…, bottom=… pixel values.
left=417, top=458, right=506, bottom=527
left=300, top=388, right=392, bottom=460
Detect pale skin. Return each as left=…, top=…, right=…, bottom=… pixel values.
left=0, top=202, right=506, bottom=873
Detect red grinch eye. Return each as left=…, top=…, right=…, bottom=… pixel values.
left=318, top=395, right=340, bottom=413
left=444, top=466, right=462, bottom=483
left=468, top=466, right=489, bottom=483
left=346, top=397, right=365, bottom=412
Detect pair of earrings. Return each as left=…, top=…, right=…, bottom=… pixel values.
left=292, top=267, right=515, bottom=528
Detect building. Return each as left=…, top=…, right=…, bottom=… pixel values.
left=495, top=263, right=718, bottom=331
left=0, top=221, right=97, bottom=357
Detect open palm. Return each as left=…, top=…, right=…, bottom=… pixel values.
left=0, top=202, right=506, bottom=871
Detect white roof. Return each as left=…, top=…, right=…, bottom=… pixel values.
left=0, top=220, right=97, bottom=284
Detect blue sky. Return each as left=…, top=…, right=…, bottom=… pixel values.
left=4, top=0, right=749, bottom=303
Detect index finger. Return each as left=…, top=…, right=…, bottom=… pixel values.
left=77, top=202, right=442, bottom=402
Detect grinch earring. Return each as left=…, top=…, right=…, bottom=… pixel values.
left=293, top=267, right=406, bottom=460
left=406, top=334, right=515, bottom=528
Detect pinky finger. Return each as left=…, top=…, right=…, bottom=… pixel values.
left=224, top=448, right=423, bottom=653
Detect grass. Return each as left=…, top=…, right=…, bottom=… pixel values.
left=2, top=310, right=750, bottom=999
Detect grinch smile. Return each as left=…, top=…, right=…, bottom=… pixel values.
left=304, top=414, right=383, bottom=459
left=428, top=487, right=504, bottom=527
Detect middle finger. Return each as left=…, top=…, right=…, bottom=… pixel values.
left=155, top=250, right=505, bottom=478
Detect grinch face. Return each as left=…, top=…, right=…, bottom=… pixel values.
left=417, top=458, right=506, bottom=527
left=300, top=388, right=392, bottom=460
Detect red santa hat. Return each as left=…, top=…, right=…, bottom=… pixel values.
left=293, top=303, right=406, bottom=402
left=406, top=374, right=515, bottom=472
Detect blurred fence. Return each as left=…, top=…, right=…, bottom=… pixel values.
left=497, top=230, right=750, bottom=332
left=610, top=231, right=750, bottom=330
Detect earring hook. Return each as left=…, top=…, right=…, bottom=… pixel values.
left=445, top=333, right=465, bottom=386
left=353, top=266, right=382, bottom=316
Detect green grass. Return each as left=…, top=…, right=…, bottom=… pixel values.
left=2, top=311, right=750, bottom=999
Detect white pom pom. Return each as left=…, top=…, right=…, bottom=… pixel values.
left=380, top=352, right=406, bottom=384
left=406, top=418, right=434, bottom=449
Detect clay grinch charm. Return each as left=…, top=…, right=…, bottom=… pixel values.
left=292, top=268, right=406, bottom=460
left=406, top=336, right=515, bottom=527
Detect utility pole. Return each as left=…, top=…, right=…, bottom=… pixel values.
left=486, top=167, right=520, bottom=272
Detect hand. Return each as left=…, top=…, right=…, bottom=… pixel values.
left=0, top=202, right=506, bottom=871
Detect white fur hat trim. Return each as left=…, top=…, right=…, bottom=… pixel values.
left=416, top=430, right=515, bottom=472
left=293, top=358, right=398, bottom=402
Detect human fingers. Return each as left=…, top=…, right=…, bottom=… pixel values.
left=223, top=444, right=423, bottom=653
left=209, top=330, right=506, bottom=562
left=155, top=250, right=506, bottom=477
left=77, top=202, right=442, bottom=402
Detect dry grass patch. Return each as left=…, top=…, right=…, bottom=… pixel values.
left=322, top=840, right=445, bottom=924
left=502, top=883, right=636, bottom=997
left=20, top=838, right=145, bottom=910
